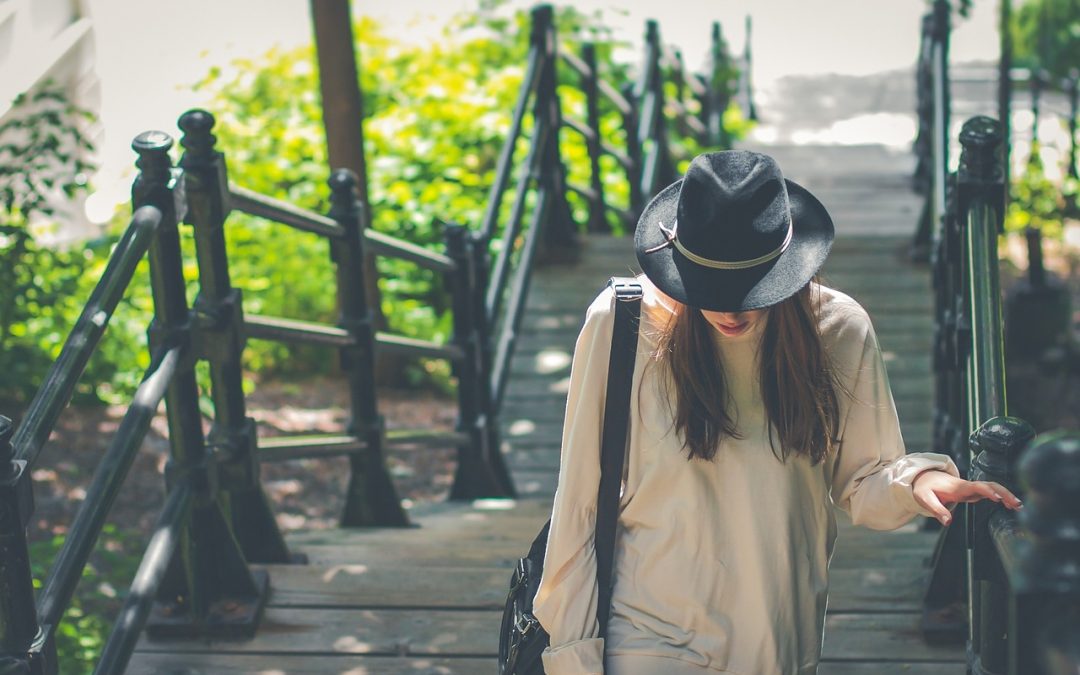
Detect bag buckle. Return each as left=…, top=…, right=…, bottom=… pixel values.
left=515, top=614, right=540, bottom=637
left=609, top=278, right=643, bottom=301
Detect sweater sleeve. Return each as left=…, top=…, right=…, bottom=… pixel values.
left=531, top=286, right=616, bottom=675
left=828, top=306, right=960, bottom=530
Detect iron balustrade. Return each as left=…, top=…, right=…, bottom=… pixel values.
left=919, top=110, right=1080, bottom=673
left=11, top=206, right=165, bottom=468
left=0, top=3, right=754, bottom=670
left=557, top=17, right=742, bottom=234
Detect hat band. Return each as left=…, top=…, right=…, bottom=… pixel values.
left=644, top=219, right=794, bottom=270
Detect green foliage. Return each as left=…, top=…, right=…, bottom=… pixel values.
left=190, top=2, right=745, bottom=386
left=29, top=525, right=143, bottom=673
left=1011, top=0, right=1080, bottom=80
left=1005, top=149, right=1065, bottom=237
left=1004, top=140, right=1080, bottom=240
left=0, top=83, right=118, bottom=406
left=4, top=3, right=750, bottom=403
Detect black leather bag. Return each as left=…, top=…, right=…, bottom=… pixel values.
left=498, top=277, right=643, bottom=675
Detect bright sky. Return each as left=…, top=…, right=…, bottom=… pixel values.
left=81, top=0, right=1002, bottom=225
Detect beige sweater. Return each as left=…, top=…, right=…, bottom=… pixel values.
left=532, top=275, right=959, bottom=675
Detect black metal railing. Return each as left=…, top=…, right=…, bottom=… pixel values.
left=558, top=17, right=746, bottom=233
left=919, top=110, right=1080, bottom=675
left=911, top=0, right=952, bottom=261
left=913, top=0, right=1080, bottom=260
left=912, top=7, right=1080, bottom=671
left=0, top=4, right=751, bottom=672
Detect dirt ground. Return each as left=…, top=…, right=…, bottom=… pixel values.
left=23, top=378, right=460, bottom=543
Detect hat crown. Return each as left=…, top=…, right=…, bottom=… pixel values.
left=675, top=151, right=792, bottom=264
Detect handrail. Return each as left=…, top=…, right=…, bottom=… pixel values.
left=229, top=183, right=457, bottom=272
left=93, top=481, right=191, bottom=675
left=966, top=204, right=1006, bottom=421
left=560, top=49, right=633, bottom=117
left=491, top=184, right=551, bottom=411
left=363, top=227, right=457, bottom=273
left=229, top=183, right=345, bottom=239
left=12, top=206, right=164, bottom=467
left=479, top=42, right=543, bottom=243
left=37, top=344, right=183, bottom=631
left=486, top=116, right=552, bottom=323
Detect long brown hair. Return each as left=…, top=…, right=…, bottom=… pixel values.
left=643, top=280, right=841, bottom=464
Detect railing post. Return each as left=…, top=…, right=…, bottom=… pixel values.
left=742, top=15, right=757, bottom=122
left=957, top=116, right=1007, bottom=420
left=969, top=416, right=1036, bottom=675
left=132, top=132, right=268, bottom=638
left=955, top=114, right=1007, bottom=662
left=1028, top=69, right=1043, bottom=167
left=446, top=224, right=515, bottom=499
left=921, top=167, right=974, bottom=644
left=915, top=0, right=953, bottom=262
left=327, top=169, right=408, bottom=527
left=999, top=0, right=1013, bottom=200
left=1068, top=71, right=1079, bottom=181
left=581, top=44, right=608, bottom=234
left=533, top=4, right=579, bottom=263
left=622, top=80, right=645, bottom=221
left=468, top=228, right=507, bottom=488
left=1011, top=432, right=1080, bottom=674
left=177, top=110, right=295, bottom=562
left=0, top=415, right=53, bottom=674
left=639, top=20, right=675, bottom=198
left=914, top=13, right=934, bottom=196
left=706, top=22, right=731, bottom=149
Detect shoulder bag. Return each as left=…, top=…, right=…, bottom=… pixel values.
left=498, top=276, right=643, bottom=675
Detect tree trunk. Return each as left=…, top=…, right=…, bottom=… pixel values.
left=309, top=0, right=401, bottom=385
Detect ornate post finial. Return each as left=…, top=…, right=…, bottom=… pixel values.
left=970, top=416, right=1036, bottom=491
left=178, top=109, right=218, bottom=159
left=131, top=131, right=175, bottom=181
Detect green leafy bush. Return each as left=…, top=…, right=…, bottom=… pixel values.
left=189, top=3, right=744, bottom=386
left=29, top=526, right=143, bottom=674
left=1011, top=0, right=1080, bottom=81
left=0, top=84, right=127, bottom=406
left=5, top=4, right=748, bottom=404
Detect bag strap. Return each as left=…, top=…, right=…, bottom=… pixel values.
left=594, top=276, right=642, bottom=638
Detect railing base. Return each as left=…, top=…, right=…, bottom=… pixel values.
left=230, top=485, right=307, bottom=564
left=146, top=569, right=269, bottom=640
left=340, top=450, right=410, bottom=528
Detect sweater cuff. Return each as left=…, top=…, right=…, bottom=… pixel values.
left=541, top=637, right=605, bottom=674
left=901, top=452, right=961, bottom=517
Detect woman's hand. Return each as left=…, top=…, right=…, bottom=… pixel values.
left=912, top=469, right=1023, bottom=526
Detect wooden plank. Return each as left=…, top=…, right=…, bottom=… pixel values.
left=132, top=609, right=959, bottom=664
left=827, top=566, right=926, bottom=611
left=134, top=608, right=500, bottom=656
left=819, top=663, right=960, bottom=674
left=822, top=613, right=962, bottom=662
left=260, top=564, right=510, bottom=609
left=127, top=653, right=495, bottom=674
left=289, top=540, right=529, bottom=567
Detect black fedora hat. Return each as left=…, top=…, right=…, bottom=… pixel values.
left=634, top=150, right=834, bottom=312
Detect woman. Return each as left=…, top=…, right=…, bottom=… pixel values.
left=531, top=151, right=1022, bottom=675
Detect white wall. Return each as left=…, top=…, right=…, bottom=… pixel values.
left=0, top=0, right=99, bottom=240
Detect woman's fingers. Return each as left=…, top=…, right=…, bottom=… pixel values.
left=919, top=489, right=953, bottom=526
left=945, top=479, right=1024, bottom=510
left=983, top=481, right=1023, bottom=509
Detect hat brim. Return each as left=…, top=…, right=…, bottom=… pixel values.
left=633, top=177, right=835, bottom=312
